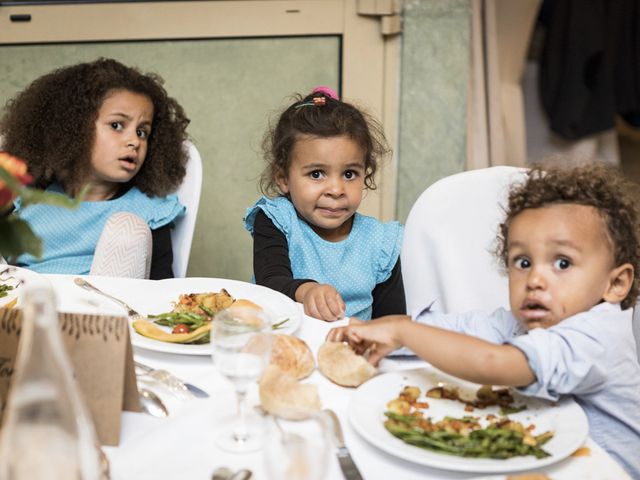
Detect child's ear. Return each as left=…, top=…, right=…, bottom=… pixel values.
left=602, top=263, right=634, bottom=304
left=275, top=169, right=289, bottom=194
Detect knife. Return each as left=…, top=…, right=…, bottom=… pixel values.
left=134, top=361, right=209, bottom=398
left=324, top=409, right=364, bottom=480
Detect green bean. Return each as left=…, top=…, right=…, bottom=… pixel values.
left=384, top=412, right=552, bottom=459
left=199, top=304, right=215, bottom=316
left=148, top=311, right=209, bottom=331
left=0, top=284, right=14, bottom=299
left=271, top=318, right=290, bottom=330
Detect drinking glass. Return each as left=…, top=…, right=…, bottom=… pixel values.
left=212, top=306, right=272, bottom=452
left=263, top=415, right=330, bottom=480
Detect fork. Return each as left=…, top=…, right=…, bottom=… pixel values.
left=0, top=266, right=23, bottom=288
left=135, top=361, right=194, bottom=401
left=74, top=277, right=144, bottom=320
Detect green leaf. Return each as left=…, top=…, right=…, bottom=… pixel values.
left=0, top=216, right=42, bottom=258
left=0, top=166, right=22, bottom=190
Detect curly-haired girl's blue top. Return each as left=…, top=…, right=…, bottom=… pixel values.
left=14, top=182, right=184, bottom=275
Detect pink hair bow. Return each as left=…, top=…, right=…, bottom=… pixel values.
left=312, top=86, right=339, bottom=101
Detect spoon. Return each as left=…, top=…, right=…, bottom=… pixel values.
left=211, top=468, right=252, bottom=480
left=211, top=467, right=233, bottom=480
left=139, top=388, right=169, bottom=417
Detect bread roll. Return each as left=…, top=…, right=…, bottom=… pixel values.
left=225, top=299, right=264, bottom=327
left=259, top=365, right=321, bottom=420
left=270, top=334, right=315, bottom=380
left=317, top=341, right=377, bottom=387
left=230, top=298, right=263, bottom=311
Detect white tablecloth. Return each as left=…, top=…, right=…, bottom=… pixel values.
left=43, top=274, right=630, bottom=480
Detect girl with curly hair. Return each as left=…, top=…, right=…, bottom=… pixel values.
left=1, top=58, right=190, bottom=278
left=244, top=87, right=405, bottom=322
left=330, top=163, right=640, bottom=478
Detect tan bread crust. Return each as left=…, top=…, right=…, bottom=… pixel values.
left=317, top=341, right=377, bottom=387
left=270, top=334, right=315, bottom=380
left=229, top=298, right=263, bottom=311
left=259, top=364, right=321, bottom=420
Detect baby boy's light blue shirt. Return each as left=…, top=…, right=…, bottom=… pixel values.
left=413, top=302, right=640, bottom=479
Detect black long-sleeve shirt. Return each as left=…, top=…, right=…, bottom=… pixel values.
left=252, top=210, right=406, bottom=317
left=150, top=224, right=174, bottom=279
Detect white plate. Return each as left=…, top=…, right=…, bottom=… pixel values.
left=0, top=266, right=48, bottom=308
left=349, top=367, right=588, bottom=474
left=127, top=277, right=301, bottom=356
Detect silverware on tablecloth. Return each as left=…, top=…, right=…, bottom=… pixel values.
left=211, top=467, right=233, bottom=480
left=135, top=361, right=209, bottom=399
left=324, top=409, right=364, bottom=480
left=229, top=469, right=252, bottom=480
left=211, top=468, right=252, bottom=480
left=139, top=387, right=169, bottom=417
left=73, top=277, right=144, bottom=320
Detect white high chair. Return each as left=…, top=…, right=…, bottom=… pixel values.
left=401, top=166, right=640, bottom=362
left=401, top=166, right=528, bottom=315
left=171, top=141, right=203, bottom=278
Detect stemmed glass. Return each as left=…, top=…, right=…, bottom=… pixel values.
left=211, top=306, right=272, bottom=452
left=263, top=414, right=330, bottom=480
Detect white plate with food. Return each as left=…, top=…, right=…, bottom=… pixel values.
left=0, top=266, right=48, bottom=309
left=124, top=277, right=301, bottom=356
left=0, top=274, right=19, bottom=309
left=348, top=367, right=588, bottom=474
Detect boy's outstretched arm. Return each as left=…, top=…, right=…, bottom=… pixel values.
left=337, top=316, right=536, bottom=388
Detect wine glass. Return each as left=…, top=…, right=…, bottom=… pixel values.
left=211, top=306, right=272, bottom=452
left=263, top=414, right=330, bottom=480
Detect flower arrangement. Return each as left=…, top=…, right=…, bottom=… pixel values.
left=0, top=151, right=81, bottom=260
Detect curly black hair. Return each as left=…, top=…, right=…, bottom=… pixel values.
left=259, top=90, right=390, bottom=197
left=0, top=57, right=190, bottom=197
left=496, top=164, right=640, bottom=309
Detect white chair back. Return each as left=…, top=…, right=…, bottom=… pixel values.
left=171, top=141, right=203, bottom=278
left=401, top=166, right=528, bottom=315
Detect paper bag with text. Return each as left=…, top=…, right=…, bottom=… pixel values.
left=0, top=309, right=141, bottom=446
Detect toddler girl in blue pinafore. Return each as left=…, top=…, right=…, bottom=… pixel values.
left=244, top=87, right=405, bottom=321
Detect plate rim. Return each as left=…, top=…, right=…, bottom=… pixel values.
left=0, top=266, right=46, bottom=308
left=129, top=277, right=302, bottom=355
left=348, top=367, right=589, bottom=473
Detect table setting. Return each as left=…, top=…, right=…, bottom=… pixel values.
left=0, top=267, right=632, bottom=480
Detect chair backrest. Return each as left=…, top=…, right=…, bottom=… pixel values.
left=171, top=141, right=203, bottom=278
left=401, top=166, right=528, bottom=315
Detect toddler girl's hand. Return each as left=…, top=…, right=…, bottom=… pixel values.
left=296, top=282, right=345, bottom=322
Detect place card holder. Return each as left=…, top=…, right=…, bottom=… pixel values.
left=0, top=309, right=141, bottom=446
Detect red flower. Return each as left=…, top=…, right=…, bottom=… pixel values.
left=0, top=152, right=32, bottom=208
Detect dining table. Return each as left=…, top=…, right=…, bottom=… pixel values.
left=38, top=273, right=630, bottom=480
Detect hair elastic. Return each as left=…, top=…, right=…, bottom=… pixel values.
left=294, top=85, right=340, bottom=109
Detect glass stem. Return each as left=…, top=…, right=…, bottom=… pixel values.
left=233, top=391, right=248, bottom=444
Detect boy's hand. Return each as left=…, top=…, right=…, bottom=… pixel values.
left=328, top=315, right=411, bottom=365
left=296, top=282, right=345, bottom=322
